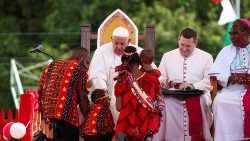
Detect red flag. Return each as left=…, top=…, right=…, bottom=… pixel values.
left=211, top=0, right=222, bottom=4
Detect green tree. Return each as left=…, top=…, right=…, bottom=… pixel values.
left=1, top=0, right=250, bottom=109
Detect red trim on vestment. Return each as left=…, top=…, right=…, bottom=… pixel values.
left=243, top=84, right=250, bottom=138
left=186, top=96, right=205, bottom=141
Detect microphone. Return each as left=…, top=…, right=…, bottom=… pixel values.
left=28, top=45, right=55, bottom=60
left=29, top=45, right=43, bottom=53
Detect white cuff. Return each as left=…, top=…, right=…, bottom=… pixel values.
left=91, top=78, right=108, bottom=90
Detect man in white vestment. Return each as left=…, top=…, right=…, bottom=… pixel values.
left=153, top=28, right=213, bottom=141
left=88, top=27, right=143, bottom=124
left=209, top=19, right=250, bottom=141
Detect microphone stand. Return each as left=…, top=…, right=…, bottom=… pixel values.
left=38, top=51, right=55, bottom=61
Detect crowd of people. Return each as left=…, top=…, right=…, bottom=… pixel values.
left=37, top=18, right=250, bottom=141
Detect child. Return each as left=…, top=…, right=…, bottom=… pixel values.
left=80, top=89, right=114, bottom=141
left=114, top=46, right=164, bottom=141
left=140, top=49, right=154, bottom=72
left=140, top=48, right=165, bottom=110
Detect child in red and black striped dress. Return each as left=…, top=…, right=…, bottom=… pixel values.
left=80, top=89, right=114, bottom=141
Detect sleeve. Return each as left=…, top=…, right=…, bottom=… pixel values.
left=152, top=62, right=157, bottom=69
left=192, top=54, right=213, bottom=92
left=38, top=64, right=49, bottom=112
left=145, top=71, right=161, bottom=98
left=38, top=65, right=48, bottom=91
left=88, top=48, right=108, bottom=90
left=209, top=48, right=231, bottom=87
left=155, top=77, right=161, bottom=94
left=101, top=109, right=115, bottom=134
left=158, top=54, right=169, bottom=85
left=78, top=67, right=90, bottom=117
left=91, top=78, right=108, bottom=90
left=79, top=68, right=89, bottom=94
left=114, top=75, right=128, bottom=97
left=151, top=70, right=161, bottom=93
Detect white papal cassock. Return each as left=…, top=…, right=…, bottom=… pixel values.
left=210, top=44, right=250, bottom=141
left=154, top=48, right=213, bottom=141
left=88, top=42, right=143, bottom=124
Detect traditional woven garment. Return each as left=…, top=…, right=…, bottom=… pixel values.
left=39, top=59, right=88, bottom=126
left=114, top=67, right=162, bottom=140
left=81, top=103, right=114, bottom=136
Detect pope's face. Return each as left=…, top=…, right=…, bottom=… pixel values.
left=178, top=36, right=197, bottom=57
left=112, top=36, right=129, bottom=55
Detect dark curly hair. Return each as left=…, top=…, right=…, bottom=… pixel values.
left=121, top=46, right=140, bottom=65
left=140, top=49, right=154, bottom=64
left=91, top=89, right=107, bottom=104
